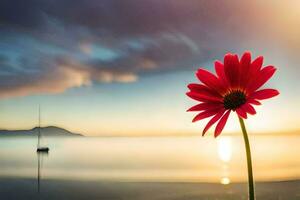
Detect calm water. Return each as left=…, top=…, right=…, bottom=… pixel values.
left=0, top=135, right=299, bottom=184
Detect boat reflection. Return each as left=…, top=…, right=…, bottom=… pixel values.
left=218, top=137, right=232, bottom=185
left=37, top=151, right=49, bottom=193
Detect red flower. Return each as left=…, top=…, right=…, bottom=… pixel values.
left=186, top=52, right=279, bottom=137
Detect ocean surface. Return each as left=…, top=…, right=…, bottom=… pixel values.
left=0, top=135, right=299, bottom=199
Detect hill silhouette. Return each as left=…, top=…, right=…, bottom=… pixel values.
left=0, top=126, right=83, bottom=137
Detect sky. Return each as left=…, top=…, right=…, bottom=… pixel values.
left=0, top=0, right=299, bottom=136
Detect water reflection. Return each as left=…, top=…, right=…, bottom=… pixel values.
left=0, top=136, right=299, bottom=183
left=218, top=137, right=232, bottom=163
left=218, top=137, right=232, bottom=185
left=37, top=151, right=48, bottom=193
left=220, top=177, right=230, bottom=185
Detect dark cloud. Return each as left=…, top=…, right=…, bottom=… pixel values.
left=0, top=0, right=45, bottom=29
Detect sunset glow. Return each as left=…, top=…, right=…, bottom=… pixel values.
left=0, top=1, right=299, bottom=199
left=0, top=1, right=299, bottom=137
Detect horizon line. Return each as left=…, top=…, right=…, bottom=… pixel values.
left=1, top=125, right=299, bottom=137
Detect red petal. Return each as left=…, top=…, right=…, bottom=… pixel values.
left=240, top=52, right=251, bottom=66
left=187, top=83, right=221, bottom=98
left=214, top=110, right=231, bottom=137
left=202, top=109, right=226, bottom=136
left=196, top=68, right=225, bottom=94
left=214, top=61, right=229, bottom=87
left=187, top=102, right=223, bottom=112
left=242, top=103, right=256, bottom=115
left=186, top=92, right=223, bottom=102
left=247, top=66, right=276, bottom=92
left=239, top=52, right=251, bottom=88
left=188, top=83, right=206, bottom=91
left=224, top=53, right=240, bottom=87
left=250, top=89, right=279, bottom=100
left=248, top=99, right=261, bottom=105
left=251, top=56, right=263, bottom=73
left=192, top=108, right=222, bottom=122
left=236, top=107, right=247, bottom=119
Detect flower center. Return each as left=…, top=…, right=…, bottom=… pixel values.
left=223, top=90, right=246, bottom=110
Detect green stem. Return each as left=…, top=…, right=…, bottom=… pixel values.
left=238, top=116, right=255, bottom=200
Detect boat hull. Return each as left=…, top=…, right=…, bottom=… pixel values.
left=37, top=147, right=49, bottom=153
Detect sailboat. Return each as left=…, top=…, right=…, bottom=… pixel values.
left=37, top=106, right=49, bottom=153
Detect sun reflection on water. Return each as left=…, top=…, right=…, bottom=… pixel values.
left=218, top=137, right=232, bottom=184
left=220, top=177, right=231, bottom=185
left=218, top=137, right=232, bottom=163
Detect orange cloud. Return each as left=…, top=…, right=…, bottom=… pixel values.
left=0, top=58, right=138, bottom=99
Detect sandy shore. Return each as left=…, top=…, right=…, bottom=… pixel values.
left=0, top=178, right=299, bottom=200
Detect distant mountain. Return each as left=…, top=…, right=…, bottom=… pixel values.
left=0, top=126, right=83, bottom=137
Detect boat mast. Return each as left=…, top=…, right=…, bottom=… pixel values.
left=38, top=105, right=41, bottom=148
